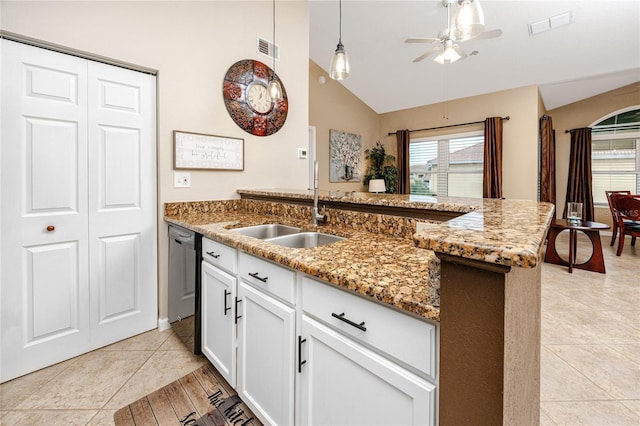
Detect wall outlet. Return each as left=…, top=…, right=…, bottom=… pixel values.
left=298, top=148, right=308, bottom=159
left=174, top=172, right=191, bottom=188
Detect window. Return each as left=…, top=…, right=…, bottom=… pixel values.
left=591, top=108, right=640, bottom=205
left=409, top=133, right=484, bottom=197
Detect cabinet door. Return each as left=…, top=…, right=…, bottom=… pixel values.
left=237, top=282, right=295, bottom=426
left=298, top=316, right=436, bottom=426
left=201, top=261, right=236, bottom=387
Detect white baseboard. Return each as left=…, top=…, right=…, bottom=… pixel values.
left=157, top=317, right=171, bottom=332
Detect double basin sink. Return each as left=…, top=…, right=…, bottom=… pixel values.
left=230, top=224, right=344, bottom=248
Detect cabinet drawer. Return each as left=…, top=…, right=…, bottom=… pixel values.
left=238, top=252, right=295, bottom=305
left=202, top=237, right=237, bottom=274
left=301, top=276, right=437, bottom=380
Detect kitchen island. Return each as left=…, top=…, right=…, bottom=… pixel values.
left=165, top=190, right=554, bottom=425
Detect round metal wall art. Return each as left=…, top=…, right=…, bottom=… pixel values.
left=222, top=59, right=288, bottom=137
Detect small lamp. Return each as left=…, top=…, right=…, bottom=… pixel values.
left=369, top=179, right=386, bottom=193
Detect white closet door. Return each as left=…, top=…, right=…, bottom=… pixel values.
left=1, top=40, right=158, bottom=382
left=0, top=40, right=91, bottom=381
left=87, top=61, right=157, bottom=347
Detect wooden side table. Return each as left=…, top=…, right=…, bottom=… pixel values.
left=544, top=219, right=610, bottom=273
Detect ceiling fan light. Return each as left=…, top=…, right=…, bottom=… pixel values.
left=267, top=79, right=283, bottom=101
left=330, top=42, right=350, bottom=80
left=454, top=0, right=485, bottom=40
left=434, top=43, right=462, bottom=64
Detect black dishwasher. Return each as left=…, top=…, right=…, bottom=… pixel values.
left=168, top=224, right=201, bottom=354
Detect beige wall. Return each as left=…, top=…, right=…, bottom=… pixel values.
left=549, top=82, right=640, bottom=223
left=378, top=85, right=541, bottom=200
left=309, top=60, right=380, bottom=192
left=1, top=0, right=310, bottom=320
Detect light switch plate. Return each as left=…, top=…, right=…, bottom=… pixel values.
left=298, top=148, right=308, bottom=159
left=174, top=172, right=191, bottom=188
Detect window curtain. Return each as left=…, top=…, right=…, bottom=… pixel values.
left=483, top=117, right=504, bottom=198
left=540, top=115, right=556, bottom=205
left=563, top=128, right=595, bottom=221
left=396, top=130, right=410, bottom=194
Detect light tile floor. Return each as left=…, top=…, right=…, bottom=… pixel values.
left=1, top=232, right=638, bottom=425
left=0, top=316, right=206, bottom=425
left=541, top=231, right=640, bottom=425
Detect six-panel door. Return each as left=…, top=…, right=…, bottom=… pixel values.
left=0, top=40, right=157, bottom=382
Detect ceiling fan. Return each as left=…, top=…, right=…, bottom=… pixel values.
left=406, top=0, right=502, bottom=64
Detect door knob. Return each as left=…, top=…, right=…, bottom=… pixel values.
left=46, top=225, right=55, bottom=232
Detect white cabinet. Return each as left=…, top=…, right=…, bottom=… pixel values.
left=201, top=258, right=237, bottom=387
left=297, top=276, right=438, bottom=426
left=298, top=316, right=436, bottom=426
left=200, top=238, right=439, bottom=426
left=200, top=241, right=297, bottom=426
left=237, top=282, right=296, bottom=426
left=237, top=252, right=297, bottom=426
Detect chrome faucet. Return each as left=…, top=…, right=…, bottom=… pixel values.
left=312, top=160, right=326, bottom=226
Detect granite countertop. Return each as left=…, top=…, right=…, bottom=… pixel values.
left=238, top=189, right=555, bottom=268
left=165, top=191, right=553, bottom=323
left=165, top=208, right=441, bottom=322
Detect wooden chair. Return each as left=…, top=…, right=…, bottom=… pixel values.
left=605, top=190, right=631, bottom=246
left=612, top=194, right=640, bottom=256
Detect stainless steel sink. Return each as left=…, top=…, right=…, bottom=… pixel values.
left=266, top=232, right=345, bottom=248
left=230, top=224, right=301, bottom=239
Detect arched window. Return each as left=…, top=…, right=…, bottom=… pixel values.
left=591, top=107, right=640, bottom=205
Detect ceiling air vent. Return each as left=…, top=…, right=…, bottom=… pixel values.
left=257, top=37, right=279, bottom=61
left=528, top=11, right=573, bottom=36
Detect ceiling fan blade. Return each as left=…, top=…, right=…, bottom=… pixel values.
left=468, top=29, right=503, bottom=41
left=412, top=46, right=440, bottom=63
left=405, top=37, right=440, bottom=44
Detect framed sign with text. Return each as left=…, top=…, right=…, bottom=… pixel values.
left=173, top=130, right=244, bottom=171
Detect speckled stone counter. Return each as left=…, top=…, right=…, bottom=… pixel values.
left=165, top=199, right=441, bottom=321
left=237, top=189, right=555, bottom=268
left=165, top=192, right=553, bottom=323
left=231, top=189, right=553, bottom=425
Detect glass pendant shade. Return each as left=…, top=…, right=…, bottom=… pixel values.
left=267, top=79, right=283, bottom=101
left=330, top=42, right=350, bottom=80
left=454, top=0, right=485, bottom=40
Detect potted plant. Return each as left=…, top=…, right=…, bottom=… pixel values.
left=363, top=141, right=398, bottom=193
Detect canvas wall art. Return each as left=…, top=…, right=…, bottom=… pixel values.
left=329, top=129, right=361, bottom=182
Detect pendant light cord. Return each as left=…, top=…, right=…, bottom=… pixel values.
left=339, top=0, right=343, bottom=44
left=272, top=0, right=276, bottom=73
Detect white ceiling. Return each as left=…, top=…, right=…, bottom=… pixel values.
left=309, top=0, right=640, bottom=114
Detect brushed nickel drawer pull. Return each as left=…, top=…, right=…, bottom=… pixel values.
left=331, top=312, right=367, bottom=332
left=248, top=272, right=268, bottom=283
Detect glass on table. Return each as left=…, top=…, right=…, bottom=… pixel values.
left=567, top=202, right=583, bottom=225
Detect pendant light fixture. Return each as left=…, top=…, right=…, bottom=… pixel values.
left=267, top=0, right=283, bottom=100
left=453, top=0, right=485, bottom=41
left=329, top=0, right=350, bottom=80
